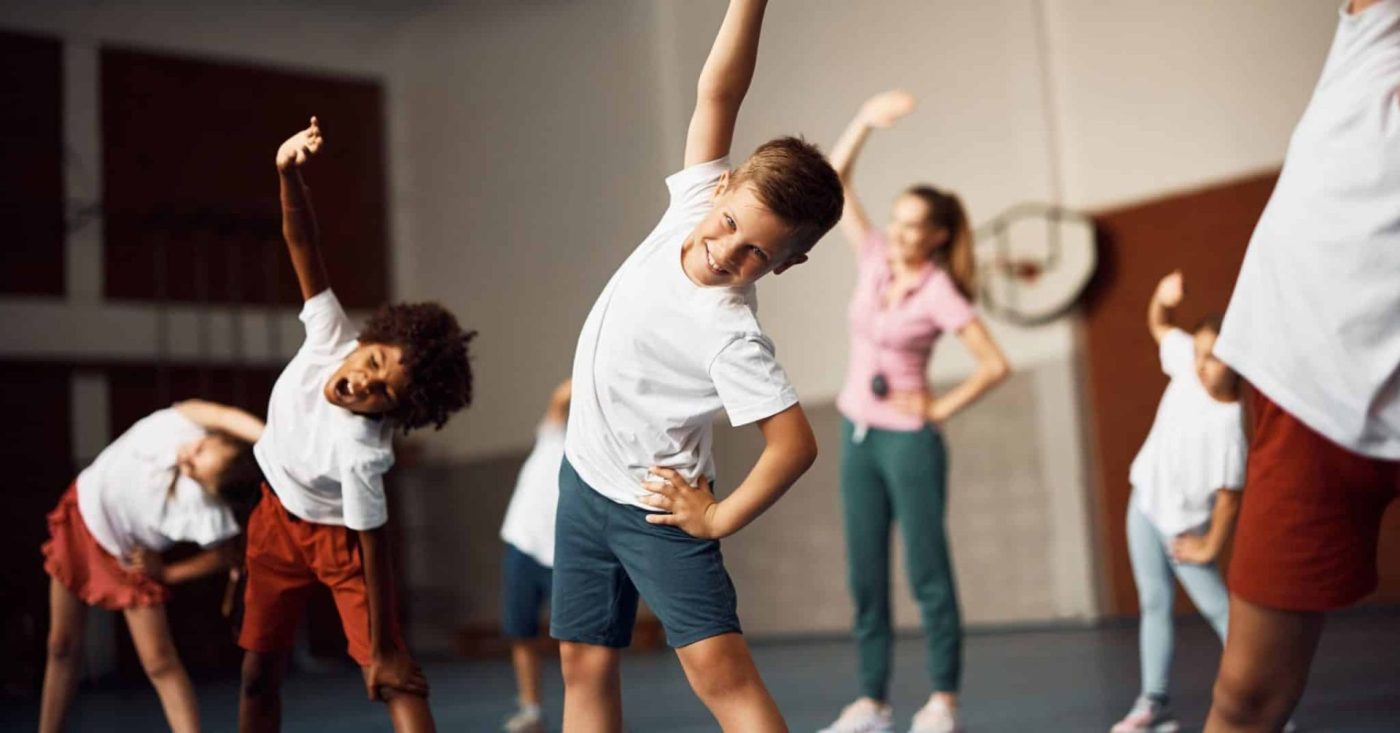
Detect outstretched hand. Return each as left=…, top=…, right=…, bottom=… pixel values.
left=639, top=466, right=724, bottom=539
left=1155, top=270, right=1185, bottom=309
left=276, top=116, right=323, bottom=172
left=860, top=89, right=916, bottom=129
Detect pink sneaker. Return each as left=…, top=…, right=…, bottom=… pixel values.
left=1110, top=697, right=1180, bottom=733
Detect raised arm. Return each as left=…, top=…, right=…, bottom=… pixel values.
left=174, top=400, right=265, bottom=444
left=683, top=0, right=767, bottom=168
left=829, top=90, right=916, bottom=250
left=543, top=379, right=572, bottom=427
left=641, top=402, right=817, bottom=539
left=275, top=117, right=330, bottom=301
left=1148, top=270, right=1184, bottom=344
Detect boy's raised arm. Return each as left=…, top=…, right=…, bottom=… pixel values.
left=275, top=117, right=330, bottom=301
left=683, top=0, right=767, bottom=168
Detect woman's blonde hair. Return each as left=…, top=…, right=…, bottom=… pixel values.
left=905, top=185, right=976, bottom=302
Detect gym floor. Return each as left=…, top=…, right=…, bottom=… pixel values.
left=7, top=608, right=1398, bottom=732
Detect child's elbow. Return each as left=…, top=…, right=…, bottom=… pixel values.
left=797, top=432, right=819, bottom=473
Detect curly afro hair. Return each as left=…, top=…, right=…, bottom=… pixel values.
left=358, top=302, right=476, bottom=434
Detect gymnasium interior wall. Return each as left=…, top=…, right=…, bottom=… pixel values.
left=0, top=0, right=1352, bottom=669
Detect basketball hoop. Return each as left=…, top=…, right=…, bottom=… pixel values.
left=975, top=203, right=1097, bottom=325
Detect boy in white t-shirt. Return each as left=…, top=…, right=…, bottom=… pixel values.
left=551, top=1, right=844, bottom=730
left=238, top=118, right=476, bottom=733
left=1111, top=272, right=1246, bottom=733
left=498, top=379, right=570, bottom=733
left=40, top=401, right=263, bottom=733
left=1206, top=2, right=1400, bottom=730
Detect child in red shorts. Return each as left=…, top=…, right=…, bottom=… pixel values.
left=1205, top=1, right=1400, bottom=730
left=40, top=401, right=263, bottom=733
left=238, top=118, right=476, bottom=733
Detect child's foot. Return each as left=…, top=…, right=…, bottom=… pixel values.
left=909, top=695, right=963, bottom=733
left=503, top=703, right=545, bottom=733
left=818, top=697, right=894, bottom=733
left=1109, top=696, right=1179, bottom=733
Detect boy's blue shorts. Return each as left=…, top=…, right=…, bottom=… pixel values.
left=550, top=457, right=741, bottom=648
left=500, top=543, right=552, bottom=639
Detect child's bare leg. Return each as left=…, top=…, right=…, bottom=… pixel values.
left=239, top=650, right=288, bottom=733
left=124, top=604, right=200, bottom=733
left=370, top=680, right=436, bottom=733
left=39, top=578, right=87, bottom=733
left=559, top=641, right=622, bottom=733
left=512, top=640, right=542, bottom=706
left=675, top=633, right=785, bottom=733
left=1205, top=594, right=1324, bottom=733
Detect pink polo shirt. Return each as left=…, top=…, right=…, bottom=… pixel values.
left=836, top=230, right=975, bottom=432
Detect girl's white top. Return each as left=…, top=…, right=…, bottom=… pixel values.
left=76, top=408, right=240, bottom=559
left=1130, top=330, right=1246, bottom=536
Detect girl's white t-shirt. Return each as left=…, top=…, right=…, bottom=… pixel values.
left=1216, top=1, right=1400, bottom=460
left=1130, top=329, right=1247, bottom=536
left=254, top=289, right=395, bottom=531
left=565, top=158, right=799, bottom=509
left=499, top=421, right=567, bottom=568
left=76, top=408, right=241, bottom=559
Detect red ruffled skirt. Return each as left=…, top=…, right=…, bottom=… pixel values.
left=42, top=483, right=170, bottom=610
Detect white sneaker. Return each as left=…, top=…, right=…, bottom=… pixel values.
left=1109, top=696, right=1179, bottom=733
left=909, top=696, right=963, bottom=733
left=818, top=698, right=895, bottom=733
left=503, top=704, right=546, bottom=733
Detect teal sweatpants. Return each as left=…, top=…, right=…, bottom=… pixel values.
left=840, top=417, right=962, bottom=700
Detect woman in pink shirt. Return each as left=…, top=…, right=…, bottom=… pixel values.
left=818, top=90, right=1011, bottom=733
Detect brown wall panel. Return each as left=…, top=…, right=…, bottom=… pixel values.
left=0, top=30, right=65, bottom=296
left=0, top=362, right=72, bottom=691
left=102, top=47, right=388, bottom=309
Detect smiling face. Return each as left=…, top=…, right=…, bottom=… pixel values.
left=322, top=342, right=410, bottom=415
left=176, top=434, right=241, bottom=494
left=680, top=175, right=807, bottom=288
left=886, top=193, right=950, bottom=265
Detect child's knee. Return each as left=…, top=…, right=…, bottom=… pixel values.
left=687, top=655, right=760, bottom=703
left=1137, top=583, right=1171, bottom=615
left=1212, top=663, right=1283, bottom=726
left=139, top=644, right=183, bottom=680
left=559, top=642, right=617, bottom=687
left=47, top=629, right=81, bottom=662
left=240, top=652, right=284, bottom=699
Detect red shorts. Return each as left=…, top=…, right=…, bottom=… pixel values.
left=238, top=483, right=405, bottom=666
left=1229, top=389, right=1400, bottom=611
left=42, top=483, right=170, bottom=610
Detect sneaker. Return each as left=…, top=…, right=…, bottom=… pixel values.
left=909, top=695, right=963, bottom=733
left=1110, top=696, right=1180, bottom=733
left=819, top=698, right=895, bottom=733
left=503, top=704, right=545, bottom=733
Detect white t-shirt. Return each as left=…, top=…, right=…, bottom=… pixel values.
left=499, top=421, right=566, bottom=567
left=1130, top=329, right=1247, bottom=537
left=1216, top=0, right=1400, bottom=460
left=254, top=289, right=395, bottom=530
left=76, top=408, right=241, bottom=559
left=566, top=157, right=800, bottom=509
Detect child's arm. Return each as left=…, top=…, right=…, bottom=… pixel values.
left=275, top=117, right=330, bottom=301
left=128, top=542, right=236, bottom=584
left=358, top=526, right=429, bottom=700
left=1148, top=270, right=1184, bottom=344
left=173, top=400, right=265, bottom=444
left=683, top=0, right=767, bottom=168
left=641, top=403, right=817, bottom=539
left=829, top=90, right=917, bottom=250
left=1171, top=489, right=1241, bottom=565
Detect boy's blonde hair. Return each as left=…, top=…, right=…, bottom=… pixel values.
left=731, top=137, right=844, bottom=256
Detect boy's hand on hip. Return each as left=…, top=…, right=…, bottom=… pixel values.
left=640, top=466, right=724, bottom=539
left=365, top=650, right=429, bottom=701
